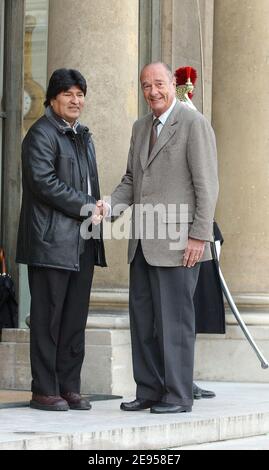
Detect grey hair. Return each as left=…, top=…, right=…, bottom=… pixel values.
left=140, top=62, right=174, bottom=81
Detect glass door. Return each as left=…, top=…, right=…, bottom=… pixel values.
left=0, top=0, right=5, bottom=239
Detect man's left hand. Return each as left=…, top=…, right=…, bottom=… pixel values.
left=183, top=238, right=206, bottom=268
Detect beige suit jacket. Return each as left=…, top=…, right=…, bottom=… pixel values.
left=111, top=100, right=219, bottom=266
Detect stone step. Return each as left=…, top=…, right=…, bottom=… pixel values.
left=0, top=383, right=269, bottom=450
left=173, top=434, right=269, bottom=450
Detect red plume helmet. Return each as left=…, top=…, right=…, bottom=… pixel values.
left=174, top=66, right=197, bottom=99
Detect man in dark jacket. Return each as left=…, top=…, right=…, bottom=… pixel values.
left=16, top=69, right=106, bottom=411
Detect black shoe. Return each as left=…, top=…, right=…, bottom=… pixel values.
left=193, top=383, right=216, bottom=399
left=193, top=383, right=202, bottom=399
left=150, top=403, right=192, bottom=414
left=120, top=398, right=157, bottom=411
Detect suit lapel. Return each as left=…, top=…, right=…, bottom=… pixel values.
left=146, top=101, right=183, bottom=169
left=139, top=114, right=153, bottom=171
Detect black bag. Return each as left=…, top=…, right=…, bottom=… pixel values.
left=0, top=249, right=18, bottom=329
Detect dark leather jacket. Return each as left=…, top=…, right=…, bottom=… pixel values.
left=16, top=107, right=107, bottom=270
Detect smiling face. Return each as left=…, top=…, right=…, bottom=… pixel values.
left=50, top=85, right=85, bottom=124
left=140, top=63, right=176, bottom=117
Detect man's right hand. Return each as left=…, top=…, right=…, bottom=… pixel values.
left=91, top=200, right=110, bottom=225
left=183, top=238, right=205, bottom=268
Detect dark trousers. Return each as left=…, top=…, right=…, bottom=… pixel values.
left=129, top=243, right=200, bottom=406
left=28, top=240, right=94, bottom=395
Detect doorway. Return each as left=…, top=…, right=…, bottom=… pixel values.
left=0, top=0, right=5, bottom=241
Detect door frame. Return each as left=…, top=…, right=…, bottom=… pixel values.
left=138, top=0, right=161, bottom=118
left=0, top=0, right=6, bottom=240
left=1, top=0, right=25, bottom=293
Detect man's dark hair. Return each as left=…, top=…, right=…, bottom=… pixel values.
left=44, top=68, right=87, bottom=107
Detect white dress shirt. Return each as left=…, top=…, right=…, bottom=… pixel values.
left=154, top=97, right=177, bottom=137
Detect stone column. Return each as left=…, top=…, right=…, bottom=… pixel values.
left=47, top=0, right=139, bottom=296
left=47, top=2, right=139, bottom=393
left=213, top=0, right=269, bottom=309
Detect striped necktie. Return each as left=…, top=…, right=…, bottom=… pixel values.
left=148, top=118, right=161, bottom=156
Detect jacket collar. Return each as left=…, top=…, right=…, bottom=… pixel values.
left=45, top=106, right=89, bottom=135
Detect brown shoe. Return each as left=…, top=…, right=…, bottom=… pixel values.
left=61, top=392, right=92, bottom=410
left=30, top=394, right=69, bottom=411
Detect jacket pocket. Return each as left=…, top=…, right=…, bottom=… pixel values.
left=162, top=213, right=193, bottom=223
left=55, top=154, right=73, bottom=186
left=43, top=210, right=57, bottom=243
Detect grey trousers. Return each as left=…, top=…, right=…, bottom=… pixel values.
left=129, top=242, right=200, bottom=406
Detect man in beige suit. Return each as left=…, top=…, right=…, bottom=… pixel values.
left=102, top=62, right=218, bottom=413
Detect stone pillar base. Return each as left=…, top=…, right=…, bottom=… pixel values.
left=195, top=320, right=269, bottom=383
left=0, top=314, right=136, bottom=396
left=1, top=312, right=269, bottom=393
left=83, top=314, right=135, bottom=396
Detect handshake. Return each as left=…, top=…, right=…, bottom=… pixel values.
left=91, top=200, right=110, bottom=225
